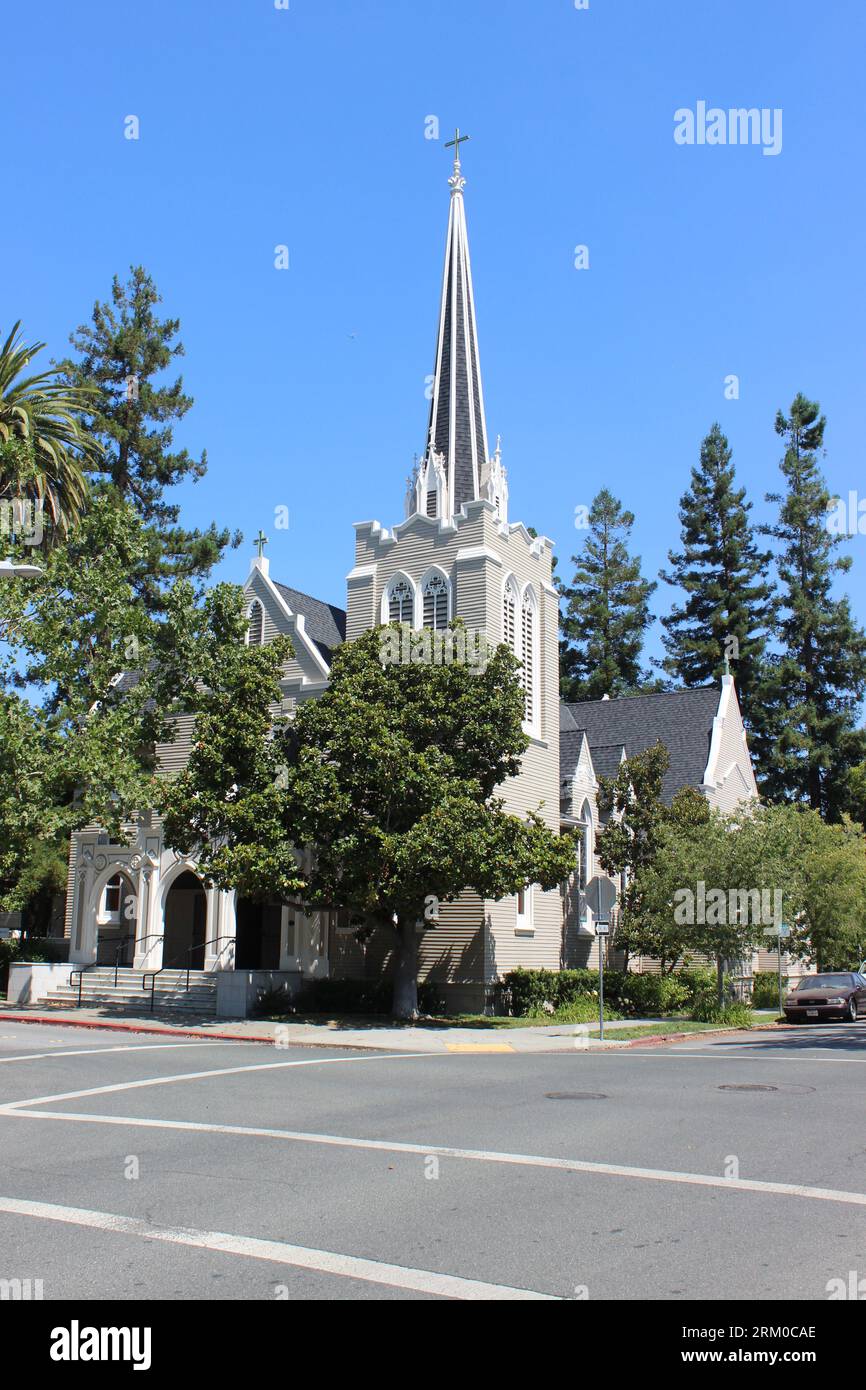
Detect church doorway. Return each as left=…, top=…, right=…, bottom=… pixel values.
left=235, top=898, right=283, bottom=970
left=95, top=872, right=137, bottom=966
left=163, top=871, right=207, bottom=970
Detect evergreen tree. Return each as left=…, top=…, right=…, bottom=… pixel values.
left=659, top=423, right=773, bottom=730
left=559, top=488, right=656, bottom=702
left=59, top=266, right=239, bottom=608
left=760, top=394, right=866, bottom=816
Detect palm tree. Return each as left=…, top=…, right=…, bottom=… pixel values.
left=0, top=321, right=101, bottom=540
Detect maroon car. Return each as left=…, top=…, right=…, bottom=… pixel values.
left=784, top=973, right=866, bottom=1023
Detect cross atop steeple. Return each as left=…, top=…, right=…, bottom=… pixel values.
left=445, top=127, right=470, bottom=170
left=255, top=529, right=268, bottom=559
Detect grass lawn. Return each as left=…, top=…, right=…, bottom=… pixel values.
left=587, top=1012, right=775, bottom=1041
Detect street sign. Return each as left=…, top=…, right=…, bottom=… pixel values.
left=763, top=924, right=791, bottom=938
left=595, top=922, right=610, bottom=936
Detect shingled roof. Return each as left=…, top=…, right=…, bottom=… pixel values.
left=560, top=687, right=723, bottom=803
left=273, top=583, right=347, bottom=666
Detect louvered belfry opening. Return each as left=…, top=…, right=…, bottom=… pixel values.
left=247, top=600, right=264, bottom=647
left=423, top=574, right=448, bottom=631
left=388, top=579, right=413, bottom=625
left=521, top=593, right=535, bottom=723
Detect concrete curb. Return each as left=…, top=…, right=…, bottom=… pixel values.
left=621, top=1022, right=783, bottom=1049
left=0, top=1012, right=270, bottom=1045
left=0, top=1010, right=787, bottom=1054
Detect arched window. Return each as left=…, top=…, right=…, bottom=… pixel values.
left=503, top=577, right=518, bottom=651
left=422, top=573, right=449, bottom=631
left=521, top=588, right=537, bottom=725
left=247, top=600, right=264, bottom=647
left=102, top=875, right=122, bottom=922
left=387, top=577, right=414, bottom=625
left=578, top=800, right=593, bottom=892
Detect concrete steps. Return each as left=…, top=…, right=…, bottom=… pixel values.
left=43, top=966, right=219, bottom=1018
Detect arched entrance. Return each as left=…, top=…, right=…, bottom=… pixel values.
left=235, top=898, right=283, bottom=970
left=95, top=872, right=137, bottom=966
left=163, top=871, right=207, bottom=970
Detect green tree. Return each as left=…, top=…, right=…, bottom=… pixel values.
left=159, top=584, right=305, bottom=902
left=0, top=491, right=188, bottom=911
left=161, top=622, right=576, bottom=1019
left=59, top=266, right=239, bottom=608
left=0, top=320, right=100, bottom=538
left=595, top=742, right=672, bottom=967
left=559, top=489, right=657, bottom=701
left=760, top=394, right=866, bottom=815
left=659, top=424, right=773, bottom=729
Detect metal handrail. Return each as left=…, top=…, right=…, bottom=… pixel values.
left=142, top=935, right=236, bottom=1013
left=69, top=937, right=135, bottom=1005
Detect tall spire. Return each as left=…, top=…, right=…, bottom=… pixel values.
left=419, top=130, right=491, bottom=521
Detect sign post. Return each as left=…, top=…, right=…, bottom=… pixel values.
left=596, top=922, right=610, bottom=1041
left=763, top=924, right=791, bottom=1015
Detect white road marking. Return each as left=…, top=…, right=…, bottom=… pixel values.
left=0, top=1196, right=558, bottom=1300
left=0, top=1050, right=434, bottom=1111
left=604, top=1048, right=866, bottom=1063
left=0, top=1041, right=241, bottom=1066
left=6, top=1107, right=866, bottom=1210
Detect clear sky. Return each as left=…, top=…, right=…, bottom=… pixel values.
left=4, top=0, right=864, bottom=664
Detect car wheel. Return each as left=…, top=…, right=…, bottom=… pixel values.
left=849, top=998, right=858, bottom=1023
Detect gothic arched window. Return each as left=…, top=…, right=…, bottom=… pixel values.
left=422, top=573, right=449, bottom=631
left=503, top=577, right=518, bottom=652
left=247, top=600, right=264, bottom=647
left=578, top=799, right=593, bottom=892
left=521, top=588, right=537, bottom=726
left=388, top=578, right=414, bottom=625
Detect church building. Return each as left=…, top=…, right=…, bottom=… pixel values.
left=48, top=143, right=759, bottom=1018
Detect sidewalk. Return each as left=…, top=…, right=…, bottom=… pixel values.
left=0, top=1005, right=776, bottom=1051
left=0, top=1004, right=679, bottom=1052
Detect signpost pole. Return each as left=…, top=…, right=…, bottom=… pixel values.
left=596, top=922, right=610, bottom=1042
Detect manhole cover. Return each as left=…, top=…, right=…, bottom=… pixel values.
left=718, top=1084, right=778, bottom=1093
left=545, top=1091, right=608, bottom=1101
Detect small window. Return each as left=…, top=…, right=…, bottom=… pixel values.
left=426, top=490, right=438, bottom=519
left=104, top=876, right=122, bottom=915
left=247, top=601, right=264, bottom=647
left=516, top=885, right=534, bottom=933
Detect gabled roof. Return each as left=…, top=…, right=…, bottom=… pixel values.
left=560, top=687, right=722, bottom=803
left=273, top=583, right=347, bottom=665
left=587, top=743, right=627, bottom=782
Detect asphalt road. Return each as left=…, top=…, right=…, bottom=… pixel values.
left=1, top=1019, right=865, bottom=1301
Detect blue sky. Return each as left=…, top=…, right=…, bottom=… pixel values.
left=4, top=0, right=865, bottom=663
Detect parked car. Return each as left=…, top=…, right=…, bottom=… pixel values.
left=784, top=973, right=866, bottom=1023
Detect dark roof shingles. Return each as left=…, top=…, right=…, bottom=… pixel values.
left=559, top=688, right=721, bottom=803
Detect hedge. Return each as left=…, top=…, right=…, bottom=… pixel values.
left=502, top=967, right=716, bottom=1018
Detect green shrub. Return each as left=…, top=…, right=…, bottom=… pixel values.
left=690, top=996, right=753, bottom=1028
left=675, top=967, right=717, bottom=1006
left=751, top=971, right=786, bottom=1009
left=616, top=973, right=690, bottom=1017
left=551, top=997, right=623, bottom=1024
left=503, top=966, right=711, bottom=1019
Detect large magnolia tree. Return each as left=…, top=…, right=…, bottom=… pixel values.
left=161, top=620, right=576, bottom=1019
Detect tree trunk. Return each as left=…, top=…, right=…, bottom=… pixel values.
left=392, top=919, right=420, bottom=1020
left=716, top=957, right=725, bottom=1010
